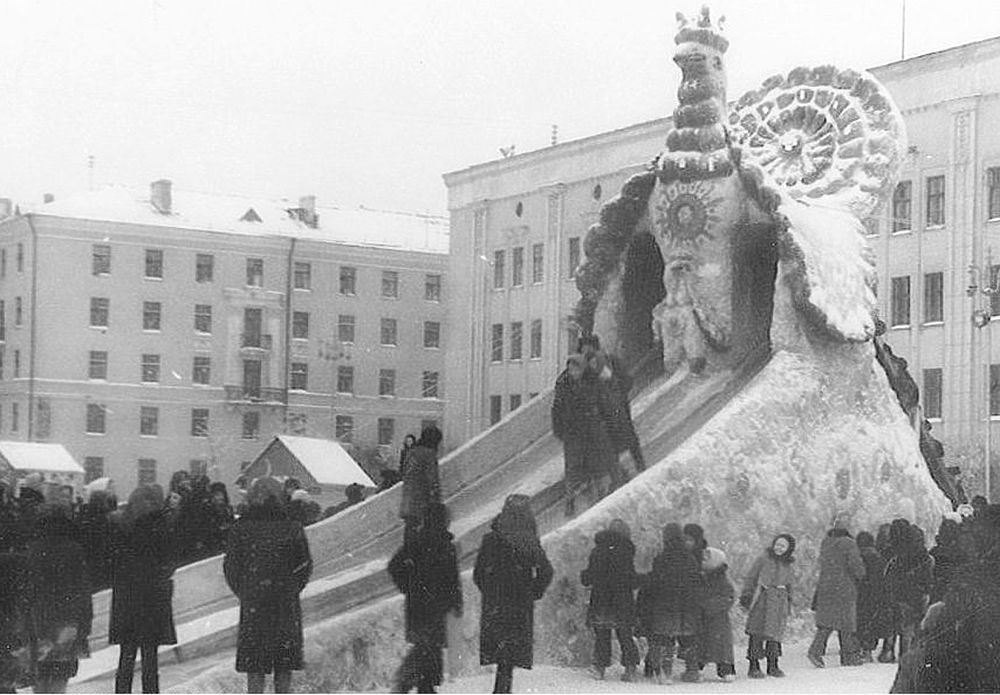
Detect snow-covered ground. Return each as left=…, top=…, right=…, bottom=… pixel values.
left=436, top=638, right=897, bottom=694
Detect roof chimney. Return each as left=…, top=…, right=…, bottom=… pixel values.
left=299, top=195, right=318, bottom=228
left=43, top=193, right=54, bottom=204
left=150, top=179, right=172, bottom=214
left=0, top=199, right=11, bottom=219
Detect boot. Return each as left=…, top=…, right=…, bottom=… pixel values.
left=680, top=666, right=702, bottom=683
left=766, top=657, right=785, bottom=678
left=621, top=665, right=638, bottom=682
left=747, top=659, right=765, bottom=679
left=587, top=665, right=605, bottom=680
left=877, top=646, right=895, bottom=664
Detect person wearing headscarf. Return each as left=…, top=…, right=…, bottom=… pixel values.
left=580, top=518, right=639, bottom=682
left=20, top=502, right=93, bottom=694
left=399, top=426, right=443, bottom=544
left=855, top=530, right=890, bottom=663
left=108, top=484, right=177, bottom=693
left=697, top=547, right=736, bottom=682
left=740, top=533, right=796, bottom=678
left=224, top=477, right=312, bottom=694
left=388, top=503, right=462, bottom=694
left=398, top=434, right=418, bottom=477
left=807, top=512, right=866, bottom=668
left=473, top=494, right=553, bottom=693
left=551, top=353, right=616, bottom=517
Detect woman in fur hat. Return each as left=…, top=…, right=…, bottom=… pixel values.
left=740, top=533, right=796, bottom=678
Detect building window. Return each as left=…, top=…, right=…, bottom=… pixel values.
left=381, top=270, right=399, bottom=298
left=510, top=321, right=523, bottom=360
left=338, top=314, right=356, bottom=343
left=290, top=362, right=308, bottom=390
left=491, top=323, right=503, bottom=362
left=86, top=403, right=106, bottom=434
left=137, top=458, right=157, bottom=485
left=489, top=395, right=502, bottom=425
left=293, top=261, right=311, bottom=290
left=377, top=417, right=395, bottom=446
left=83, top=456, right=104, bottom=483
left=991, top=364, right=1000, bottom=416
left=510, top=394, right=522, bottom=411
left=424, top=321, right=440, bottom=349
left=530, top=319, right=542, bottom=358
left=16, top=243, right=23, bottom=272
left=493, top=250, right=505, bottom=289
left=923, top=368, right=942, bottom=420
left=142, top=301, right=162, bottom=331
left=13, top=350, right=19, bottom=379
left=14, top=297, right=22, bottom=327
left=989, top=167, right=1000, bottom=220
left=892, top=180, right=912, bottom=232
left=10, top=403, right=18, bottom=432
left=243, top=360, right=262, bottom=397
left=380, top=318, right=398, bottom=346
left=340, top=266, right=357, bottom=295
left=511, top=247, right=524, bottom=287
left=145, top=249, right=163, bottom=279
left=141, top=354, right=161, bottom=383
left=242, top=411, right=260, bottom=439
left=196, top=253, right=214, bottom=283
left=189, top=459, right=209, bottom=477
left=890, top=276, right=911, bottom=327
left=92, top=244, right=111, bottom=275
left=192, top=356, right=211, bottom=385
left=378, top=368, right=396, bottom=397
left=194, top=304, right=212, bottom=333
left=243, top=307, right=263, bottom=347
left=337, top=365, right=355, bottom=394
left=335, top=415, right=354, bottom=443
left=422, top=371, right=439, bottom=398
left=140, top=406, right=159, bottom=436
left=924, top=272, right=944, bottom=323
left=425, top=274, right=442, bottom=302
left=532, top=243, right=544, bottom=283
left=926, top=175, right=945, bottom=226
left=992, top=266, right=1000, bottom=317
left=246, top=258, right=264, bottom=287
left=89, top=351, right=108, bottom=380
left=90, top=297, right=110, bottom=328
left=568, top=237, right=581, bottom=277
left=191, top=408, right=209, bottom=437
left=292, top=311, right=309, bottom=340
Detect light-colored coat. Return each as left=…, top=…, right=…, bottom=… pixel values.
left=742, top=553, right=793, bottom=641
left=814, top=531, right=865, bottom=632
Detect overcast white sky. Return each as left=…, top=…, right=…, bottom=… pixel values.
left=0, top=0, right=998, bottom=217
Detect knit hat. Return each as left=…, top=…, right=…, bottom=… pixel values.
left=702, top=546, right=727, bottom=571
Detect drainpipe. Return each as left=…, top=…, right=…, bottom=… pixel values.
left=25, top=214, right=39, bottom=440
left=283, top=237, right=297, bottom=428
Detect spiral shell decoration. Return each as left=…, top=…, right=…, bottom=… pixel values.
left=729, top=65, right=905, bottom=217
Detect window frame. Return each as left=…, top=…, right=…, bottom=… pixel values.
left=380, top=318, right=398, bottom=346
left=926, top=175, right=945, bottom=227
left=140, top=353, right=161, bottom=383
left=423, top=321, right=441, bottom=349
left=891, top=180, right=912, bottom=233
left=86, top=403, right=107, bottom=434
left=194, top=304, right=212, bottom=334
left=195, top=253, right=214, bottom=283
left=381, top=270, right=399, bottom=299
left=424, top=274, right=442, bottom=302
left=923, top=271, right=944, bottom=324
left=92, top=244, right=111, bottom=276
left=293, top=261, right=312, bottom=290
left=336, top=365, right=355, bottom=394
left=923, top=367, right=943, bottom=420
left=377, top=417, right=395, bottom=446
left=144, top=248, right=164, bottom=279
left=90, top=297, right=110, bottom=328
left=339, top=266, right=357, bottom=296
left=890, top=275, right=911, bottom=328
left=192, top=355, right=211, bottom=385
left=140, top=406, right=159, bottom=436
left=190, top=408, right=210, bottom=437
left=422, top=370, right=439, bottom=399
left=292, top=311, right=310, bottom=340
left=338, top=314, right=356, bottom=344
left=142, top=301, right=162, bottom=331
left=290, top=362, right=309, bottom=391
left=88, top=350, right=108, bottom=380
left=246, top=257, right=264, bottom=287
left=378, top=368, right=396, bottom=397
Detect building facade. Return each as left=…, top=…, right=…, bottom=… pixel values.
left=0, top=182, right=448, bottom=492
left=444, top=37, right=1000, bottom=496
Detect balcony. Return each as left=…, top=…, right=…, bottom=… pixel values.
left=241, top=333, right=273, bottom=350
left=224, top=385, right=286, bottom=404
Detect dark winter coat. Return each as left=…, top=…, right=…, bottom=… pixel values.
left=814, top=529, right=865, bottom=632
left=551, top=370, right=616, bottom=485
left=884, top=549, right=933, bottom=629
left=108, top=510, right=177, bottom=646
left=0, top=550, right=25, bottom=688
left=388, top=529, right=462, bottom=647
left=928, top=543, right=965, bottom=605
left=224, top=505, right=313, bottom=673
left=742, top=552, right=793, bottom=641
left=638, top=542, right=704, bottom=637
left=77, top=498, right=114, bottom=592
left=21, top=514, right=93, bottom=681
left=580, top=530, right=637, bottom=629
left=473, top=530, right=553, bottom=669
left=399, top=445, right=441, bottom=522
left=699, top=566, right=734, bottom=666
left=592, top=352, right=639, bottom=455
left=856, top=545, right=891, bottom=643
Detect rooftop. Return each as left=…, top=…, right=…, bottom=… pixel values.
left=274, top=435, right=376, bottom=488
left=0, top=441, right=84, bottom=474
left=30, top=185, right=449, bottom=255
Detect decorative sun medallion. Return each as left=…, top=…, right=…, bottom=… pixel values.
left=653, top=180, right=724, bottom=248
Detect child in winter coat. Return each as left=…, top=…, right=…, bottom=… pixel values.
left=740, top=533, right=796, bottom=678
left=580, top=519, right=639, bottom=682
left=698, top=547, right=736, bottom=681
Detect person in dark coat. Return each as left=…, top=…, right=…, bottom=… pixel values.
left=883, top=521, right=934, bottom=661
left=551, top=354, right=616, bottom=517
left=20, top=502, right=93, bottom=694
left=698, top=547, right=735, bottom=681
left=224, top=477, right=313, bottom=694
left=388, top=502, right=463, bottom=694
left=928, top=517, right=966, bottom=605
left=855, top=530, right=890, bottom=663
left=580, top=518, right=639, bottom=682
left=398, top=434, right=418, bottom=477
left=78, top=489, right=116, bottom=592
left=639, top=522, right=705, bottom=683
left=108, top=484, right=177, bottom=694
left=807, top=513, right=866, bottom=668
left=740, top=533, right=796, bottom=678
left=473, top=494, right=553, bottom=694
left=683, top=523, right=708, bottom=563
left=399, top=426, right=443, bottom=544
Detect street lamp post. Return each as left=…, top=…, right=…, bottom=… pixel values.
left=968, top=251, right=998, bottom=499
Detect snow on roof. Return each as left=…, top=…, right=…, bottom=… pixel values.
left=275, top=435, right=375, bottom=487
left=33, top=185, right=449, bottom=255
left=0, top=441, right=84, bottom=474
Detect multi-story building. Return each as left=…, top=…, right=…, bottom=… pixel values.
left=0, top=181, right=448, bottom=492
left=444, top=36, right=1000, bottom=496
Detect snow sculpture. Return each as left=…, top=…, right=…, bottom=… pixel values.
left=574, top=5, right=905, bottom=374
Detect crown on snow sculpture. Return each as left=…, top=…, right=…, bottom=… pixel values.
left=674, top=5, right=728, bottom=53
